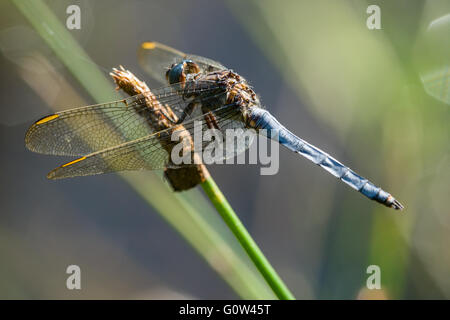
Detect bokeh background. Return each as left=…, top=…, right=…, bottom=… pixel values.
left=0, top=0, right=449, bottom=299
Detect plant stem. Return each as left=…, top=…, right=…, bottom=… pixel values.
left=202, top=177, right=295, bottom=300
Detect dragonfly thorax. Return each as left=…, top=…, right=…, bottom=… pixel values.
left=219, top=70, right=261, bottom=123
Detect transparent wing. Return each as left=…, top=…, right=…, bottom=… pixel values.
left=47, top=104, right=255, bottom=179
left=138, top=41, right=226, bottom=85
left=200, top=108, right=256, bottom=163
left=47, top=132, right=171, bottom=179
left=25, top=82, right=223, bottom=156
left=185, top=54, right=226, bottom=72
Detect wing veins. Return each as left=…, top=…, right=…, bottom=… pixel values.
left=48, top=104, right=244, bottom=178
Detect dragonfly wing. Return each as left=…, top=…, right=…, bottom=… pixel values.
left=138, top=42, right=226, bottom=85
left=48, top=104, right=253, bottom=179
left=203, top=106, right=256, bottom=162
left=138, top=42, right=186, bottom=84
left=25, top=96, right=153, bottom=156
left=25, top=83, right=223, bottom=156
left=185, top=54, right=226, bottom=72
left=47, top=132, right=170, bottom=179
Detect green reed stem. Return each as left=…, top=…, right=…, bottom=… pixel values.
left=202, top=177, right=295, bottom=300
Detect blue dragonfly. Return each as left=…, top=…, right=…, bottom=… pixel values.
left=25, top=42, right=404, bottom=210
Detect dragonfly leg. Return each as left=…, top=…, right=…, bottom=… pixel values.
left=202, top=104, right=220, bottom=130
left=175, top=102, right=197, bottom=124
left=158, top=107, right=178, bottom=124
left=204, top=112, right=220, bottom=130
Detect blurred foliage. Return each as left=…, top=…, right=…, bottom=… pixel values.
left=228, top=0, right=449, bottom=298
left=1, top=0, right=449, bottom=299
left=10, top=0, right=275, bottom=299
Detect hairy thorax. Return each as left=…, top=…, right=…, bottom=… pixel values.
left=185, top=70, right=261, bottom=126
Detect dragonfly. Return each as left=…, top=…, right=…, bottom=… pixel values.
left=25, top=41, right=404, bottom=210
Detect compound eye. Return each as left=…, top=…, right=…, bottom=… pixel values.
left=166, top=60, right=201, bottom=85
left=165, top=63, right=177, bottom=83
left=165, top=68, right=171, bottom=83
left=166, top=62, right=185, bottom=85
left=184, top=60, right=200, bottom=75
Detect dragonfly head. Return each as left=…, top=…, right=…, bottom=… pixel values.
left=166, top=59, right=201, bottom=85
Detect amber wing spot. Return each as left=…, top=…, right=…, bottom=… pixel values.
left=141, top=42, right=156, bottom=49
left=47, top=156, right=87, bottom=180
left=61, top=156, right=87, bottom=168
left=35, top=114, right=59, bottom=125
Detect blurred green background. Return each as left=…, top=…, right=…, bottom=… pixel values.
left=0, top=0, right=448, bottom=299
